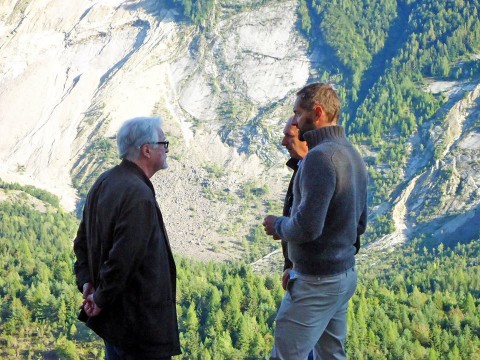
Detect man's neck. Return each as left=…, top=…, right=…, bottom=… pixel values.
left=128, top=158, right=152, bottom=179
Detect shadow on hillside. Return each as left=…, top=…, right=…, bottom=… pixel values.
left=412, top=204, right=480, bottom=249
left=121, top=0, right=162, bottom=15
left=121, top=0, right=180, bottom=22
left=352, top=1, right=414, bottom=113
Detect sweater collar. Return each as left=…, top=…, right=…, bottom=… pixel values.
left=303, top=125, right=346, bottom=149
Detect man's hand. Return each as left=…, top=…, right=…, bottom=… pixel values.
left=263, top=215, right=280, bottom=240
left=82, top=294, right=102, bottom=317
left=282, top=268, right=291, bottom=290
left=82, top=282, right=95, bottom=299
left=80, top=282, right=102, bottom=317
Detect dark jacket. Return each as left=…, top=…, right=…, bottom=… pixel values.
left=74, top=159, right=181, bottom=357
left=281, top=158, right=299, bottom=271
left=275, top=126, right=368, bottom=276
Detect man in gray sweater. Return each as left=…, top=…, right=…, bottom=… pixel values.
left=263, top=83, right=368, bottom=359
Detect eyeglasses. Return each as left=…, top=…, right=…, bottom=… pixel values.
left=148, top=141, right=169, bottom=149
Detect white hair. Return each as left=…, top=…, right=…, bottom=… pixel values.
left=116, top=117, right=163, bottom=160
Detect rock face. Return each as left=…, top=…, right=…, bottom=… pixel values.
left=371, top=81, right=480, bottom=251
left=0, top=0, right=479, bottom=264
left=406, top=83, right=480, bottom=246
left=0, top=0, right=304, bottom=261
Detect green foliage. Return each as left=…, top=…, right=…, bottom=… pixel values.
left=311, top=0, right=397, bottom=90
left=0, top=178, right=60, bottom=207
left=55, top=337, right=80, bottom=360
left=351, top=238, right=480, bottom=359
left=297, top=0, right=312, bottom=36
left=239, top=180, right=270, bottom=200
left=171, top=0, right=216, bottom=28
left=0, top=193, right=103, bottom=358
left=202, top=161, right=225, bottom=179
left=1, top=185, right=479, bottom=358
left=366, top=213, right=396, bottom=239
left=302, top=0, right=480, bottom=240
left=176, top=259, right=282, bottom=359
left=3, top=0, right=480, bottom=357
left=243, top=224, right=276, bottom=263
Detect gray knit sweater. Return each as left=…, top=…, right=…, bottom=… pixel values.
left=274, top=125, right=368, bottom=276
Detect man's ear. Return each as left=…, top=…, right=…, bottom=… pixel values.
left=314, top=105, right=325, bottom=121
left=140, top=144, right=151, bottom=158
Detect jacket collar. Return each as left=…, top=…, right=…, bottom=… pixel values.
left=286, top=158, right=300, bottom=171
left=121, top=159, right=156, bottom=195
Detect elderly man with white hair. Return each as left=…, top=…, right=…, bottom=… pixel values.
left=74, top=116, right=181, bottom=360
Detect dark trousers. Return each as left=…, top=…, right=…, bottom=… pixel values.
left=105, top=341, right=172, bottom=360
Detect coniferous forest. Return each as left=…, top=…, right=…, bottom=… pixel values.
left=297, top=0, right=480, bottom=240
left=0, top=182, right=478, bottom=358
left=1, top=0, right=480, bottom=358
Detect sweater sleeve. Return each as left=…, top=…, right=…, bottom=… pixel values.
left=275, top=150, right=336, bottom=243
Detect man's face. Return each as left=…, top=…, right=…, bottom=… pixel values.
left=152, top=129, right=169, bottom=172
left=292, top=96, right=316, bottom=141
left=281, top=119, right=308, bottom=160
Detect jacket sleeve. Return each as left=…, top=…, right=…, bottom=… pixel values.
left=275, top=151, right=336, bottom=244
left=93, top=199, right=157, bottom=309
left=73, top=214, right=91, bottom=292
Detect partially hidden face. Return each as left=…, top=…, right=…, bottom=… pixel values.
left=281, top=120, right=308, bottom=160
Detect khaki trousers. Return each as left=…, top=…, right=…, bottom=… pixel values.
left=271, top=266, right=357, bottom=360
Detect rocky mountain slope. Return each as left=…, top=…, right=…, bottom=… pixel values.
left=369, top=79, right=480, bottom=252
left=1, top=0, right=479, bottom=268
left=0, top=0, right=305, bottom=262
